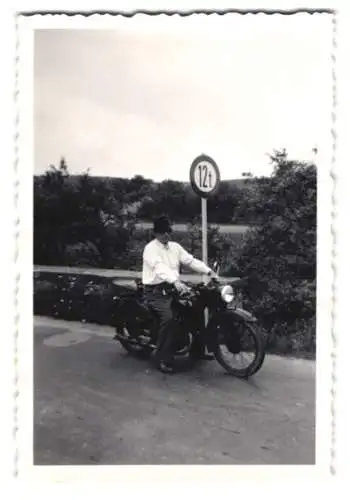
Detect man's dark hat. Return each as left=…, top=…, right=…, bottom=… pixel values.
left=153, top=216, right=172, bottom=234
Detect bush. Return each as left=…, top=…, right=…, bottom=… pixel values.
left=229, top=150, right=316, bottom=354
left=268, top=316, right=316, bottom=357
left=34, top=272, right=120, bottom=325
left=108, top=225, right=242, bottom=274
left=64, top=241, right=101, bottom=266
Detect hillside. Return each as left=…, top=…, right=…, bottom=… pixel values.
left=34, top=168, right=257, bottom=224
left=34, top=172, right=254, bottom=189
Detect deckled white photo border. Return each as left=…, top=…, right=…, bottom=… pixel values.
left=14, top=6, right=335, bottom=485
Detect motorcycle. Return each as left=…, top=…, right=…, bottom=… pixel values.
left=112, top=263, right=266, bottom=378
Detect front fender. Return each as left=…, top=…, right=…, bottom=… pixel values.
left=204, top=308, right=257, bottom=353
left=227, top=306, right=257, bottom=323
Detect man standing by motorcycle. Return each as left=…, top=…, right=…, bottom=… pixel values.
left=142, top=216, right=217, bottom=374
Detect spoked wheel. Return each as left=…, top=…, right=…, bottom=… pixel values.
left=214, top=322, right=266, bottom=378
left=115, top=326, right=153, bottom=359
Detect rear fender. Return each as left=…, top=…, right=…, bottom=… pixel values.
left=114, top=296, right=155, bottom=329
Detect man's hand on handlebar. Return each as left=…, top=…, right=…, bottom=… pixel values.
left=207, top=270, right=219, bottom=281
left=174, top=280, right=190, bottom=295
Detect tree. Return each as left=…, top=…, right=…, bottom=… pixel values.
left=34, top=158, right=133, bottom=266
left=34, top=157, right=72, bottom=263
left=229, top=150, right=317, bottom=350
left=137, top=180, right=189, bottom=221
left=207, top=182, right=244, bottom=223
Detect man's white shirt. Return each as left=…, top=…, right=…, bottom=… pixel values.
left=142, top=239, right=211, bottom=285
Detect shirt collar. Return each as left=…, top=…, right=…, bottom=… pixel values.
left=155, top=238, right=170, bottom=250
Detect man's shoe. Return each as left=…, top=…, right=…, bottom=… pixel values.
left=159, top=361, right=175, bottom=374
left=191, top=351, right=215, bottom=361
left=198, top=353, right=215, bottom=361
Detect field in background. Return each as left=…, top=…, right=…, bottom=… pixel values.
left=136, top=222, right=250, bottom=234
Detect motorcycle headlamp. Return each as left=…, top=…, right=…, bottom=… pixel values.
left=221, top=285, right=234, bottom=303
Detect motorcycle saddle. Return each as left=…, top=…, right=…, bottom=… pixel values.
left=112, top=279, right=142, bottom=291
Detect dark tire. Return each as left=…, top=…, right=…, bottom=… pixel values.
left=118, top=338, right=152, bottom=359
left=214, top=322, right=266, bottom=378
left=116, top=326, right=153, bottom=359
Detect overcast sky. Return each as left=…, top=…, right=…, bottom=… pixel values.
left=34, top=14, right=332, bottom=181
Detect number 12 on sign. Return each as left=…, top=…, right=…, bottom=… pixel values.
left=198, top=163, right=212, bottom=189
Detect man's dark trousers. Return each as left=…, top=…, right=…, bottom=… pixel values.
left=143, top=283, right=207, bottom=366
left=143, top=285, right=176, bottom=365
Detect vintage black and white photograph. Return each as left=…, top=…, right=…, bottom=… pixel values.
left=18, top=11, right=333, bottom=473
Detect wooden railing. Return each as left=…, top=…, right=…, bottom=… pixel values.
left=33, top=265, right=237, bottom=284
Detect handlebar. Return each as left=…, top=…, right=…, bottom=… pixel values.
left=176, top=276, right=248, bottom=296
left=175, top=276, right=219, bottom=298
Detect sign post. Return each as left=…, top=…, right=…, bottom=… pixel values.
left=201, top=197, right=208, bottom=266
left=189, top=153, right=221, bottom=266
left=190, top=154, right=221, bottom=329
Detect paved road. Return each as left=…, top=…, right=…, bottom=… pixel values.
left=34, top=316, right=316, bottom=466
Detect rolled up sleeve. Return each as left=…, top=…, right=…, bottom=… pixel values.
left=177, top=245, right=211, bottom=275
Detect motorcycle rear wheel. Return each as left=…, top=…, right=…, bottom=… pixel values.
left=116, top=324, right=191, bottom=360
left=116, top=326, right=153, bottom=359
left=214, top=322, right=266, bottom=378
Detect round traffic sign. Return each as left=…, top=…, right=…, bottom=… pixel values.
left=189, top=154, right=221, bottom=198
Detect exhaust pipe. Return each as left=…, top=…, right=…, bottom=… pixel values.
left=114, top=332, right=156, bottom=349
left=114, top=332, right=139, bottom=344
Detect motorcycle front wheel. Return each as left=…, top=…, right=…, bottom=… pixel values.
left=214, top=322, right=266, bottom=378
